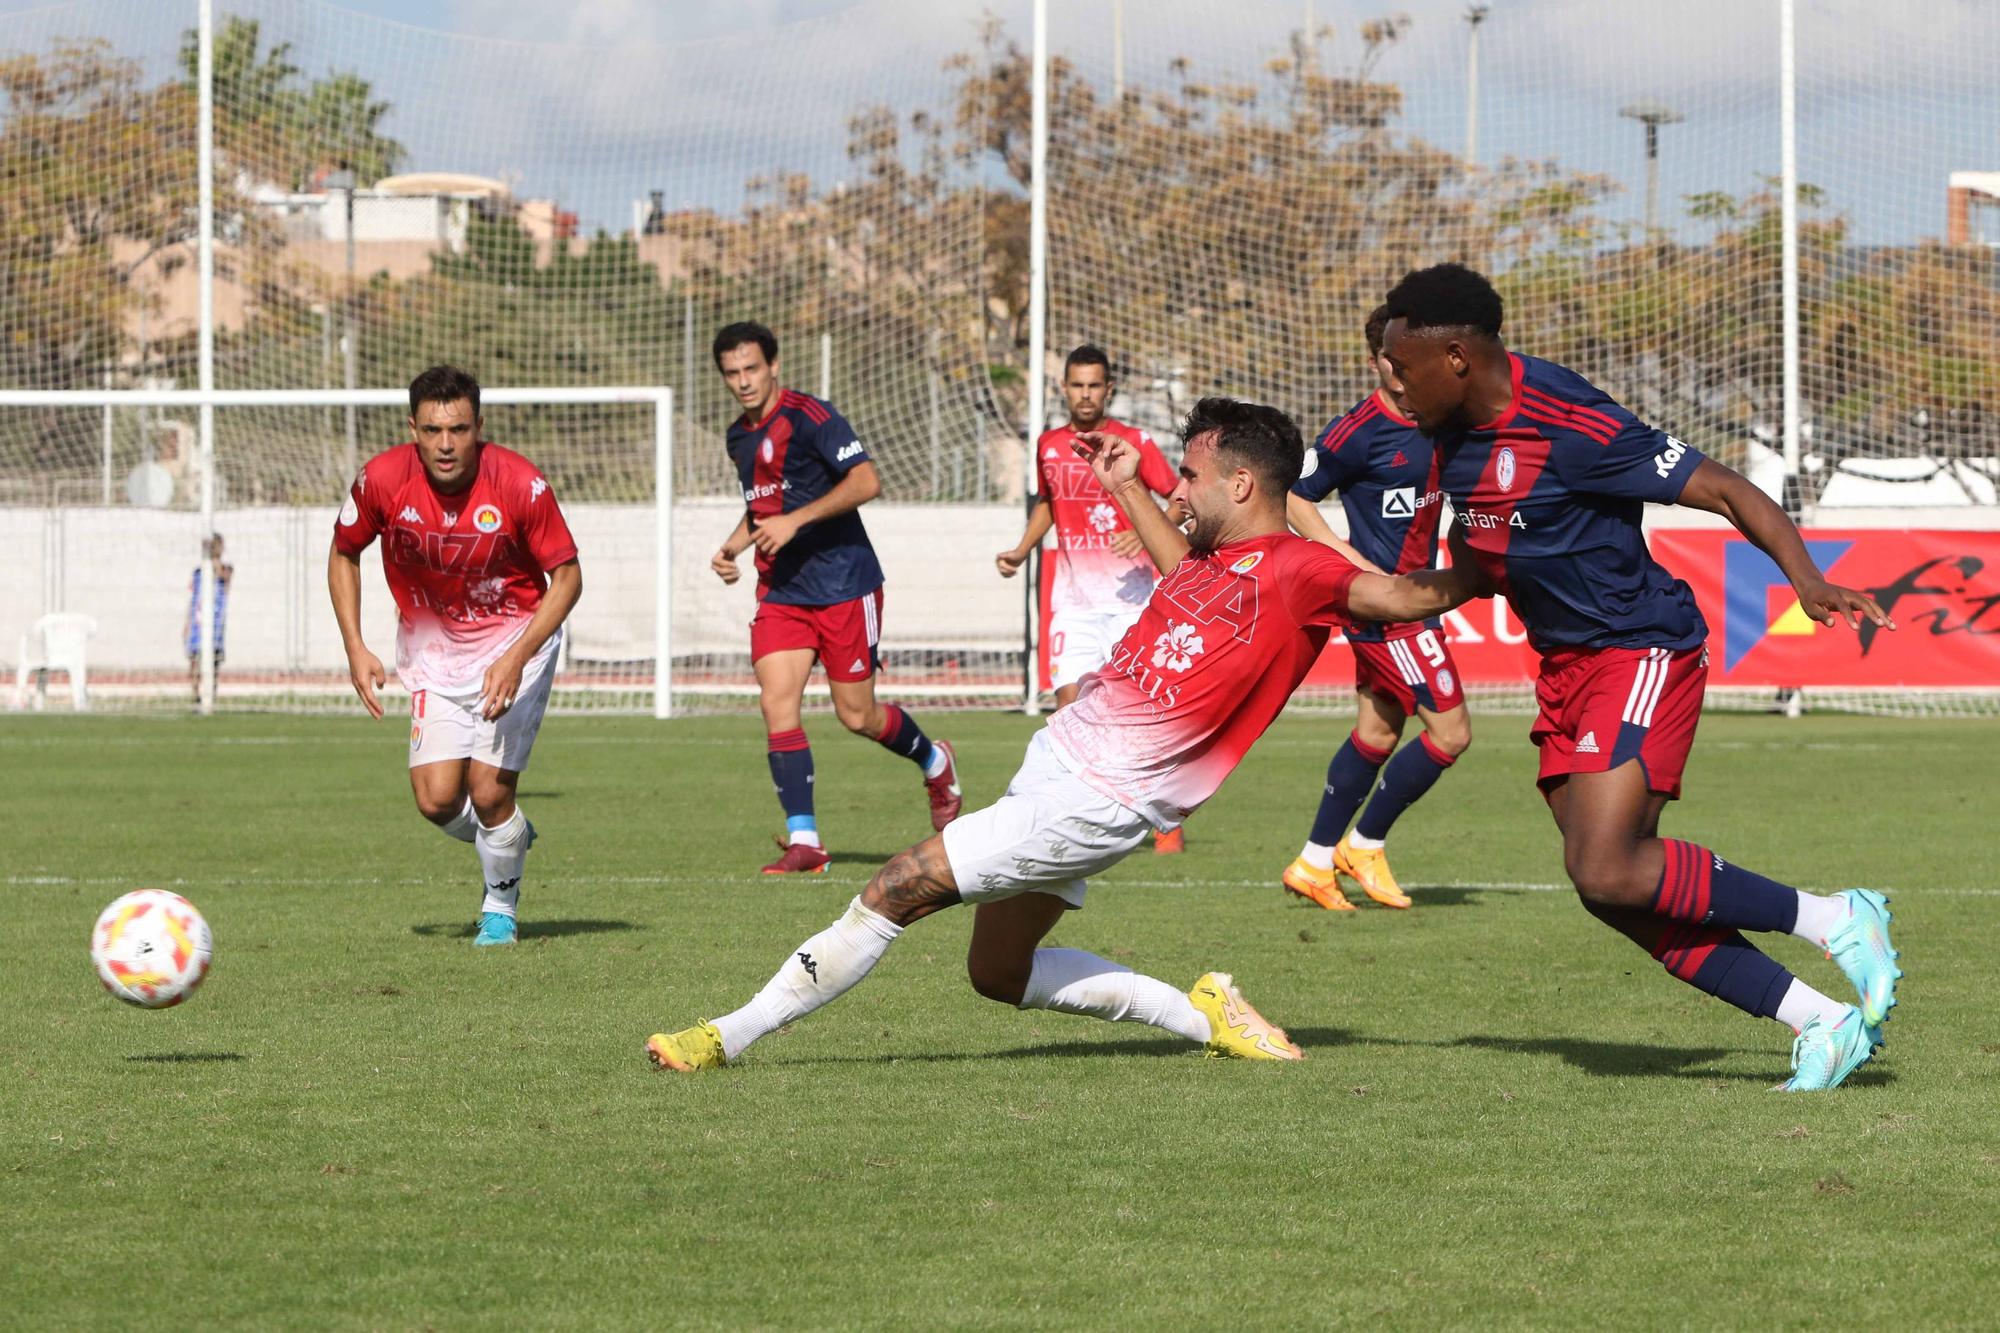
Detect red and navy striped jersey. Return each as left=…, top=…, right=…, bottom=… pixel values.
left=1292, top=389, right=1442, bottom=643
left=726, top=389, right=885, bottom=606
left=1437, top=354, right=1707, bottom=653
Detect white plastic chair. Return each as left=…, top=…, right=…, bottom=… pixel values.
left=14, top=613, right=97, bottom=711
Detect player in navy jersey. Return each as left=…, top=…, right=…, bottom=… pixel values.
left=1282, top=306, right=1471, bottom=912
left=709, top=321, right=961, bottom=874
left=1377, top=263, right=1901, bottom=1091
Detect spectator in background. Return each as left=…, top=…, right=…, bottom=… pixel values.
left=184, top=532, right=231, bottom=703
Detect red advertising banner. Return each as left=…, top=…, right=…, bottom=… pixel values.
left=1037, top=529, right=2000, bottom=692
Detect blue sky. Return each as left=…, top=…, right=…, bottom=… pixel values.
left=0, top=0, right=1988, bottom=245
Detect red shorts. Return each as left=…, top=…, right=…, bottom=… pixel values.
left=1532, top=644, right=1708, bottom=798
left=1350, top=626, right=1466, bottom=714
left=749, top=589, right=884, bottom=683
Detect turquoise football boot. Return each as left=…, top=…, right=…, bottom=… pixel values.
left=1826, top=889, right=1900, bottom=1026
left=472, top=911, right=517, bottom=947
left=1775, top=1005, right=1880, bottom=1092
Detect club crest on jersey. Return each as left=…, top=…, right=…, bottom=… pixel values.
left=760, top=437, right=774, bottom=464
left=1496, top=447, right=1518, bottom=492
left=1151, top=620, right=1206, bottom=673
left=1228, top=551, right=1265, bottom=575
left=473, top=504, right=502, bottom=533
left=1437, top=668, right=1455, bottom=696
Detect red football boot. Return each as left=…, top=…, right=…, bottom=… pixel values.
left=761, top=834, right=831, bottom=875
left=924, top=739, right=963, bottom=831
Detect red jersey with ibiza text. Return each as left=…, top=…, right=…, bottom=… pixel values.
left=1043, top=532, right=1360, bottom=828
left=333, top=442, right=578, bottom=692
left=1036, top=418, right=1178, bottom=614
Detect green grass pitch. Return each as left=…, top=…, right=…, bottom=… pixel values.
left=4, top=708, right=1998, bottom=1327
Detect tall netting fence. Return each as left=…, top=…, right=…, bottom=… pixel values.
left=0, top=0, right=1024, bottom=713
left=1045, top=0, right=1999, bottom=716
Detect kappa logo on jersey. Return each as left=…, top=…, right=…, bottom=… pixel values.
left=1497, top=446, right=1518, bottom=492
left=1382, top=487, right=1415, bottom=518
left=1654, top=434, right=1691, bottom=478
left=1088, top=502, right=1119, bottom=534
left=1045, top=447, right=1062, bottom=460
left=1298, top=449, right=1319, bottom=479
left=835, top=440, right=864, bottom=463
left=398, top=505, right=423, bottom=524
left=1150, top=621, right=1206, bottom=673
left=530, top=477, right=547, bottom=502
left=1576, top=730, right=1600, bottom=754
left=473, top=504, right=502, bottom=534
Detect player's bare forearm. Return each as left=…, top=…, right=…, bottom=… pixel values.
left=1285, top=493, right=1385, bottom=574
left=788, top=460, right=882, bottom=527
left=327, top=544, right=368, bottom=650
left=504, top=560, right=582, bottom=665
left=1109, top=477, right=1190, bottom=571
left=1677, top=458, right=1893, bottom=629
left=1013, top=497, right=1054, bottom=556
left=720, top=513, right=752, bottom=557
left=1346, top=563, right=1487, bottom=624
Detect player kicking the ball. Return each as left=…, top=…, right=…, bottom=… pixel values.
left=995, top=343, right=1187, bottom=853
left=1377, top=263, right=1900, bottom=1091
left=646, top=397, right=1489, bottom=1071
left=329, top=365, right=582, bottom=947
left=1283, top=305, right=1473, bottom=911
left=710, top=321, right=961, bottom=875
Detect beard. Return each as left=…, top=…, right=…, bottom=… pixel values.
left=1186, top=509, right=1222, bottom=555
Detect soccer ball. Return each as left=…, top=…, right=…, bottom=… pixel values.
left=90, top=890, right=213, bottom=1008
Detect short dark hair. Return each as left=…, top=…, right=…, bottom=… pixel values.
left=1180, top=396, right=1303, bottom=495
left=409, top=365, right=481, bottom=419
left=713, top=321, right=778, bottom=368
left=1381, top=263, right=1504, bottom=339
left=1063, top=344, right=1112, bottom=378
left=1364, top=304, right=1391, bottom=356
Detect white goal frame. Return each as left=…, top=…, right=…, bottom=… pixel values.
left=0, top=385, right=676, bottom=718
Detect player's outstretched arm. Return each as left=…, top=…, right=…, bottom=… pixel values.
left=751, top=461, right=883, bottom=557
left=1676, top=459, right=1895, bottom=631
left=1080, top=432, right=1190, bottom=573
left=1284, top=493, right=1386, bottom=574
left=479, top=559, right=582, bottom=721
left=327, top=542, right=386, bottom=719
left=1344, top=559, right=1489, bottom=625
left=997, top=496, right=1054, bottom=577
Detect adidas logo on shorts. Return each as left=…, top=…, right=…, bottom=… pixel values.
left=1576, top=730, right=1600, bottom=754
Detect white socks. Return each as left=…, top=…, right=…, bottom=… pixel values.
left=438, top=796, right=478, bottom=844
left=1345, top=832, right=1384, bottom=852
left=476, top=807, right=532, bottom=918
left=1790, top=891, right=1847, bottom=949
left=1016, top=947, right=1212, bottom=1044
left=1774, top=976, right=1850, bottom=1033
left=711, top=897, right=904, bottom=1061
left=1299, top=841, right=1335, bottom=871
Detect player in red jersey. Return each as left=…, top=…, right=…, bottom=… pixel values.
left=329, top=365, right=582, bottom=947
left=1379, top=263, right=1900, bottom=1091
left=645, top=398, right=1490, bottom=1072
left=710, top=322, right=961, bottom=875
left=996, top=344, right=1187, bottom=852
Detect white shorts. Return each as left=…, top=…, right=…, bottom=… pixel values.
left=407, top=632, right=560, bottom=772
left=1048, top=606, right=1144, bottom=690
left=939, top=729, right=1151, bottom=910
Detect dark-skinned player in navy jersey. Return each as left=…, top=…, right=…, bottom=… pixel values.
left=709, top=322, right=961, bottom=874
left=645, top=398, right=1493, bottom=1073
left=1283, top=305, right=1471, bottom=912
left=1377, top=263, right=1902, bottom=1092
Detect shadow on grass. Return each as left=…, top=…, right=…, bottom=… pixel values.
left=410, top=918, right=638, bottom=940
left=1404, top=886, right=1504, bottom=908
left=784, top=1027, right=1362, bottom=1065
left=1447, top=1033, right=1795, bottom=1082
left=125, top=1052, right=244, bottom=1063
left=515, top=790, right=563, bottom=800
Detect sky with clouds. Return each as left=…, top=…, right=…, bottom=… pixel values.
left=0, top=0, right=1989, bottom=245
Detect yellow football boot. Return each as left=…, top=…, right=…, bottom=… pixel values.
left=645, top=1022, right=727, bottom=1072
left=1282, top=856, right=1355, bottom=911
left=1333, top=836, right=1412, bottom=910
left=1188, top=972, right=1304, bottom=1061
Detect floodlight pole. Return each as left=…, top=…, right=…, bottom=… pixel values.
left=1023, top=0, right=1049, bottom=716
left=1465, top=3, right=1489, bottom=168
left=196, top=0, right=218, bottom=717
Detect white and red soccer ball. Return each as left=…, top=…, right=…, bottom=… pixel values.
left=90, top=890, right=212, bottom=1008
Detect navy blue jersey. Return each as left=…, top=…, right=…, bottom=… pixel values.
left=1438, top=354, right=1707, bottom=654
left=727, top=389, right=884, bottom=606
left=1293, top=390, right=1444, bottom=643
